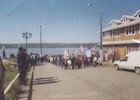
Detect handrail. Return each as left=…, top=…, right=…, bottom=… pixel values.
left=4, top=73, right=20, bottom=95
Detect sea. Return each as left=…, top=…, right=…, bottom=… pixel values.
left=0, top=47, right=100, bottom=58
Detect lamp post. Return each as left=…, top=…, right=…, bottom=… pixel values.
left=22, top=32, right=32, bottom=53
left=40, top=24, right=42, bottom=55
left=88, top=3, right=103, bottom=64
left=99, top=10, right=103, bottom=64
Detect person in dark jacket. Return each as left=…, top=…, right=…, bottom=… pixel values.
left=17, top=47, right=27, bottom=85
left=71, top=54, right=75, bottom=69
left=111, top=52, right=115, bottom=63
left=0, top=57, right=5, bottom=100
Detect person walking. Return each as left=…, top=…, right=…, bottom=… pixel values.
left=111, top=52, right=115, bottom=63
left=30, top=53, right=36, bottom=70
left=71, top=54, right=75, bottom=69
left=83, top=55, right=88, bottom=67
left=0, top=57, right=5, bottom=100
left=76, top=55, right=82, bottom=69
left=93, top=55, right=98, bottom=67
left=2, top=46, right=6, bottom=59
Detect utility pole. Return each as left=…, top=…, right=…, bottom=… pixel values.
left=88, top=3, right=103, bottom=64
left=40, top=24, right=42, bottom=55
left=100, top=10, right=103, bottom=64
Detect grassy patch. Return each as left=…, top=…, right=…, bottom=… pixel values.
left=4, top=58, right=21, bottom=100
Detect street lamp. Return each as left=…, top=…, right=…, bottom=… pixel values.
left=99, top=10, right=103, bottom=64
left=22, top=32, right=32, bottom=53
left=88, top=3, right=103, bottom=64
left=40, top=24, right=42, bottom=55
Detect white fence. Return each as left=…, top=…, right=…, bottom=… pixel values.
left=4, top=73, right=20, bottom=95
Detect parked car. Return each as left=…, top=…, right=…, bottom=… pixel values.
left=114, top=51, right=140, bottom=75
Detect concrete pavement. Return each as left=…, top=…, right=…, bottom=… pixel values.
left=19, top=62, right=140, bottom=100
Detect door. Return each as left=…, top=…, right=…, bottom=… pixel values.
left=118, top=46, right=125, bottom=59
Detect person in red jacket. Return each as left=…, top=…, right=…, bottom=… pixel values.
left=76, top=55, right=82, bottom=69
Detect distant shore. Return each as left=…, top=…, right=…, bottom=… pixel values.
left=0, top=43, right=99, bottom=48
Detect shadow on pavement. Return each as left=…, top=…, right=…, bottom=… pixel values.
left=33, top=77, right=61, bottom=85
left=28, top=71, right=34, bottom=100
left=18, top=74, right=61, bottom=100
left=18, top=71, right=34, bottom=100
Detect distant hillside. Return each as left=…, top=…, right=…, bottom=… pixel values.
left=0, top=43, right=99, bottom=49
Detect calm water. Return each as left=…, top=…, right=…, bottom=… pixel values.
left=0, top=47, right=99, bottom=58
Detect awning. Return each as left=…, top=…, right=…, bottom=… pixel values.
left=132, top=39, right=140, bottom=43
left=103, top=39, right=140, bottom=45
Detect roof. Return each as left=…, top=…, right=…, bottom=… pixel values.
left=103, top=19, right=140, bottom=32
left=120, top=15, right=137, bottom=21
left=103, top=10, right=140, bottom=32
left=103, top=39, right=140, bottom=45
left=133, top=10, right=140, bottom=17
left=109, top=19, right=122, bottom=25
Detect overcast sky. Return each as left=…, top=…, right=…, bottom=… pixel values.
left=0, top=0, right=140, bottom=44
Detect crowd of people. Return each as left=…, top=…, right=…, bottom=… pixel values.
left=0, top=46, right=116, bottom=100
left=44, top=51, right=101, bottom=69
left=103, top=51, right=115, bottom=63
left=44, top=50, right=116, bottom=70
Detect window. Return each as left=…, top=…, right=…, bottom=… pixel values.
left=112, top=22, right=117, bottom=26
left=139, top=24, right=140, bottom=34
left=127, top=45, right=139, bottom=54
left=126, top=26, right=135, bottom=35
left=122, top=18, right=130, bottom=23
left=121, top=56, right=128, bottom=61
left=107, top=46, right=113, bottom=54
left=103, top=32, right=110, bottom=39
left=123, top=19, right=125, bottom=22
left=112, top=29, right=119, bottom=37
left=123, top=18, right=127, bottom=22
left=126, top=18, right=130, bottom=22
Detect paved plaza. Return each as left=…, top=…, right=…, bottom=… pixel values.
left=19, top=62, right=140, bottom=100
